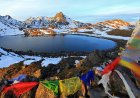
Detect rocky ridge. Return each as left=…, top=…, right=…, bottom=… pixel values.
left=0, top=12, right=135, bottom=37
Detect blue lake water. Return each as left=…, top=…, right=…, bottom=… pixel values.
left=0, top=35, right=116, bottom=53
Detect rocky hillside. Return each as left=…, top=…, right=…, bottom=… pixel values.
left=24, top=28, right=56, bottom=36
left=0, top=12, right=135, bottom=38
left=0, top=43, right=140, bottom=98
left=92, top=19, right=133, bottom=31
left=90, top=19, right=135, bottom=40
left=0, top=15, right=22, bottom=28
left=0, top=15, right=24, bottom=36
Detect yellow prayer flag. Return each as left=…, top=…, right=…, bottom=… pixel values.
left=119, top=59, right=140, bottom=77
left=59, top=77, right=82, bottom=96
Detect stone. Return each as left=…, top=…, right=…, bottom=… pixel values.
left=35, top=83, right=56, bottom=98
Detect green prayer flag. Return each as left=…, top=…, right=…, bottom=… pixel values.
left=128, top=38, right=140, bottom=49
left=41, top=80, right=59, bottom=96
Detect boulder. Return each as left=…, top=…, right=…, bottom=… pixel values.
left=13, top=61, right=42, bottom=79
left=109, top=67, right=140, bottom=98
left=33, top=69, right=41, bottom=78
left=35, top=83, right=55, bottom=98
left=109, top=71, right=128, bottom=95
left=81, top=50, right=102, bottom=67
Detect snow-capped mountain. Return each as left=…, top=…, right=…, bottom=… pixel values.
left=0, top=15, right=24, bottom=36
left=0, top=12, right=135, bottom=38
left=0, top=15, right=22, bottom=28
left=23, top=12, right=88, bottom=29
left=0, top=21, right=24, bottom=36
left=92, top=19, right=133, bottom=31
left=0, top=12, right=89, bottom=36
left=90, top=19, right=134, bottom=40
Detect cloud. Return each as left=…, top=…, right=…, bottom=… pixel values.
left=0, top=0, right=62, bottom=19
left=93, top=4, right=140, bottom=15
left=0, top=0, right=140, bottom=20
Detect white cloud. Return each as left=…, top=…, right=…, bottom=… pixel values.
left=0, top=0, right=140, bottom=21
left=0, top=0, right=69, bottom=20
left=94, top=5, right=140, bottom=15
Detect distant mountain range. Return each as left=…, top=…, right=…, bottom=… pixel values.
left=0, top=12, right=135, bottom=37
left=23, top=12, right=89, bottom=29
left=0, top=15, right=24, bottom=36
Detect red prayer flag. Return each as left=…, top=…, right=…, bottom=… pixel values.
left=101, top=57, right=121, bottom=75
left=2, top=82, right=38, bottom=97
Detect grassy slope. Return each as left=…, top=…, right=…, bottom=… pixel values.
left=107, top=29, right=133, bottom=37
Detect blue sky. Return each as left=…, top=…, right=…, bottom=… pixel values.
left=0, top=0, right=140, bottom=22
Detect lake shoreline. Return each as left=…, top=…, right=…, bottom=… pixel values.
left=0, top=34, right=128, bottom=98
left=0, top=34, right=118, bottom=57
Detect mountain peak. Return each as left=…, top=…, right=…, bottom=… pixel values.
left=4, top=15, right=12, bottom=19
left=54, top=12, right=67, bottom=22
left=55, top=12, right=64, bottom=16
left=0, top=15, right=12, bottom=20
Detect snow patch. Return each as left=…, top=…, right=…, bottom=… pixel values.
left=23, top=55, right=42, bottom=61
left=93, top=29, right=130, bottom=40
left=0, top=48, right=86, bottom=68
left=0, top=55, right=24, bottom=68
left=23, top=55, right=42, bottom=65
left=0, top=48, right=42, bottom=68
left=0, top=48, right=8, bottom=55
left=119, top=26, right=129, bottom=30
left=0, top=22, right=24, bottom=36
left=23, top=60, right=36, bottom=65
left=78, top=29, right=93, bottom=33
left=41, top=57, right=62, bottom=67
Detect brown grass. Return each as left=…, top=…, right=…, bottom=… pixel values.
left=107, top=29, right=133, bottom=37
